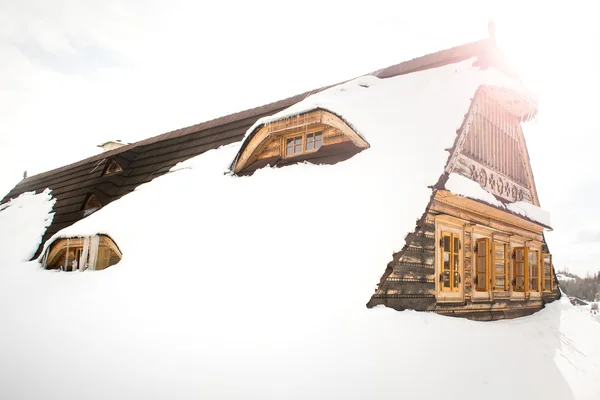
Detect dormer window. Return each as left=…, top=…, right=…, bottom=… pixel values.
left=305, top=131, right=323, bottom=151
left=102, top=159, right=123, bottom=176
left=41, top=234, right=122, bottom=271
left=230, top=109, right=369, bottom=175
left=82, top=193, right=102, bottom=216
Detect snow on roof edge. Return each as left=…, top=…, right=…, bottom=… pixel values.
left=444, top=173, right=552, bottom=228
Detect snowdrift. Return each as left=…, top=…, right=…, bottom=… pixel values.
left=0, top=61, right=598, bottom=400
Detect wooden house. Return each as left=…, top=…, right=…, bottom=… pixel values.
left=0, top=35, right=560, bottom=319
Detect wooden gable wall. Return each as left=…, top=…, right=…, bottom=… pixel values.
left=445, top=87, right=539, bottom=205
left=368, top=90, right=559, bottom=320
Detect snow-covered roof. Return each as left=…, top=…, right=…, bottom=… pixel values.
left=45, top=59, right=537, bottom=255
left=231, top=59, right=535, bottom=172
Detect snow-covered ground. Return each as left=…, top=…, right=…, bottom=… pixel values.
left=0, top=62, right=599, bottom=399
left=557, top=273, right=578, bottom=282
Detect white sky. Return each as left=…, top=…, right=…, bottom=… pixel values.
left=1, top=0, right=599, bottom=276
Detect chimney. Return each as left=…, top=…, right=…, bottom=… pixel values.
left=97, top=140, right=127, bottom=152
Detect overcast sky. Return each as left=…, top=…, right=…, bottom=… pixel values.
left=1, top=0, right=599, bottom=276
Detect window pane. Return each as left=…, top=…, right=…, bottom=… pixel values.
left=295, top=137, right=302, bottom=145
left=442, top=271, right=450, bottom=288
left=443, top=253, right=450, bottom=270
left=306, top=141, right=314, bottom=150
left=315, top=132, right=323, bottom=149
left=286, top=138, right=294, bottom=146
left=476, top=240, right=486, bottom=291
left=307, top=133, right=314, bottom=140
left=528, top=251, right=538, bottom=266
left=495, top=244, right=504, bottom=260
left=515, top=277, right=525, bottom=291
left=515, top=249, right=524, bottom=263
left=543, top=255, right=551, bottom=267
left=495, top=276, right=505, bottom=290
left=443, top=236, right=450, bottom=252
left=453, top=271, right=459, bottom=288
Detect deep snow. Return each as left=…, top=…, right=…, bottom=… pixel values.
left=0, top=60, right=598, bottom=400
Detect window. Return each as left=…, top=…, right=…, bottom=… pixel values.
left=542, top=254, right=553, bottom=291
left=42, top=235, right=122, bottom=271
left=82, top=193, right=102, bottom=216
left=305, top=132, right=323, bottom=151
left=285, top=136, right=303, bottom=155
left=440, top=232, right=461, bottom=292
left=475, top=238, right=489, bottom=291
left=102, top=159, right=123, bottom=176
left=528, top=250, right=540, bottom=291
left=513, top=247, right=526, bottom=292
left=284, top=131, right=323, bottom=157
left=492, top=242, right=509, bottom=291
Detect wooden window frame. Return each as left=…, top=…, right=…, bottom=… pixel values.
left=512, top=246, right=527, bottom=293
left=474, top=237, right=490, bottom=292
left=438, top=230, right=462, bottom=294
left=527, top=249, right=541, bottom=292
left=492, top=242, right=509, bottom=292
left=282, top=130, right=323, bottom=158
left=542, top=253, right=553, bottom=292
left=435, top=217, right=465, bottom=302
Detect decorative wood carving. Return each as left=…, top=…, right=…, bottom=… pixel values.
left=454, top=154, right=532, bottom=203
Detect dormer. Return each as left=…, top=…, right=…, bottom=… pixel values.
left=82, top=193, right=102, bottom=217
left=102, top=159, right=123, bottom=176
left=41, top=234, right=122, bottom=271
left=231, top=109, right=369, bottom=175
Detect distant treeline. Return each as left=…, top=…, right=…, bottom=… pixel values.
left=557, top=269, right=600, bottom=302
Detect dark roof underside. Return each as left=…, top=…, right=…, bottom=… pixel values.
left=1, top=38, right=504, bottom=258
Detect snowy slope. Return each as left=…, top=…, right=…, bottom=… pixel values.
left=0, top=186, right=598, bottom=400
left=0, top=189, right=55, bottom=264
left=0, top=61, right=598, bottom=400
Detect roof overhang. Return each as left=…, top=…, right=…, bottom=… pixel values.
left=229, top=108, right=369, bottom=174
left=432, top=190, right=551, bottom=241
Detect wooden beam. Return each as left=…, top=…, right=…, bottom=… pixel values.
left=431, top=198, right=543, bottom=242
